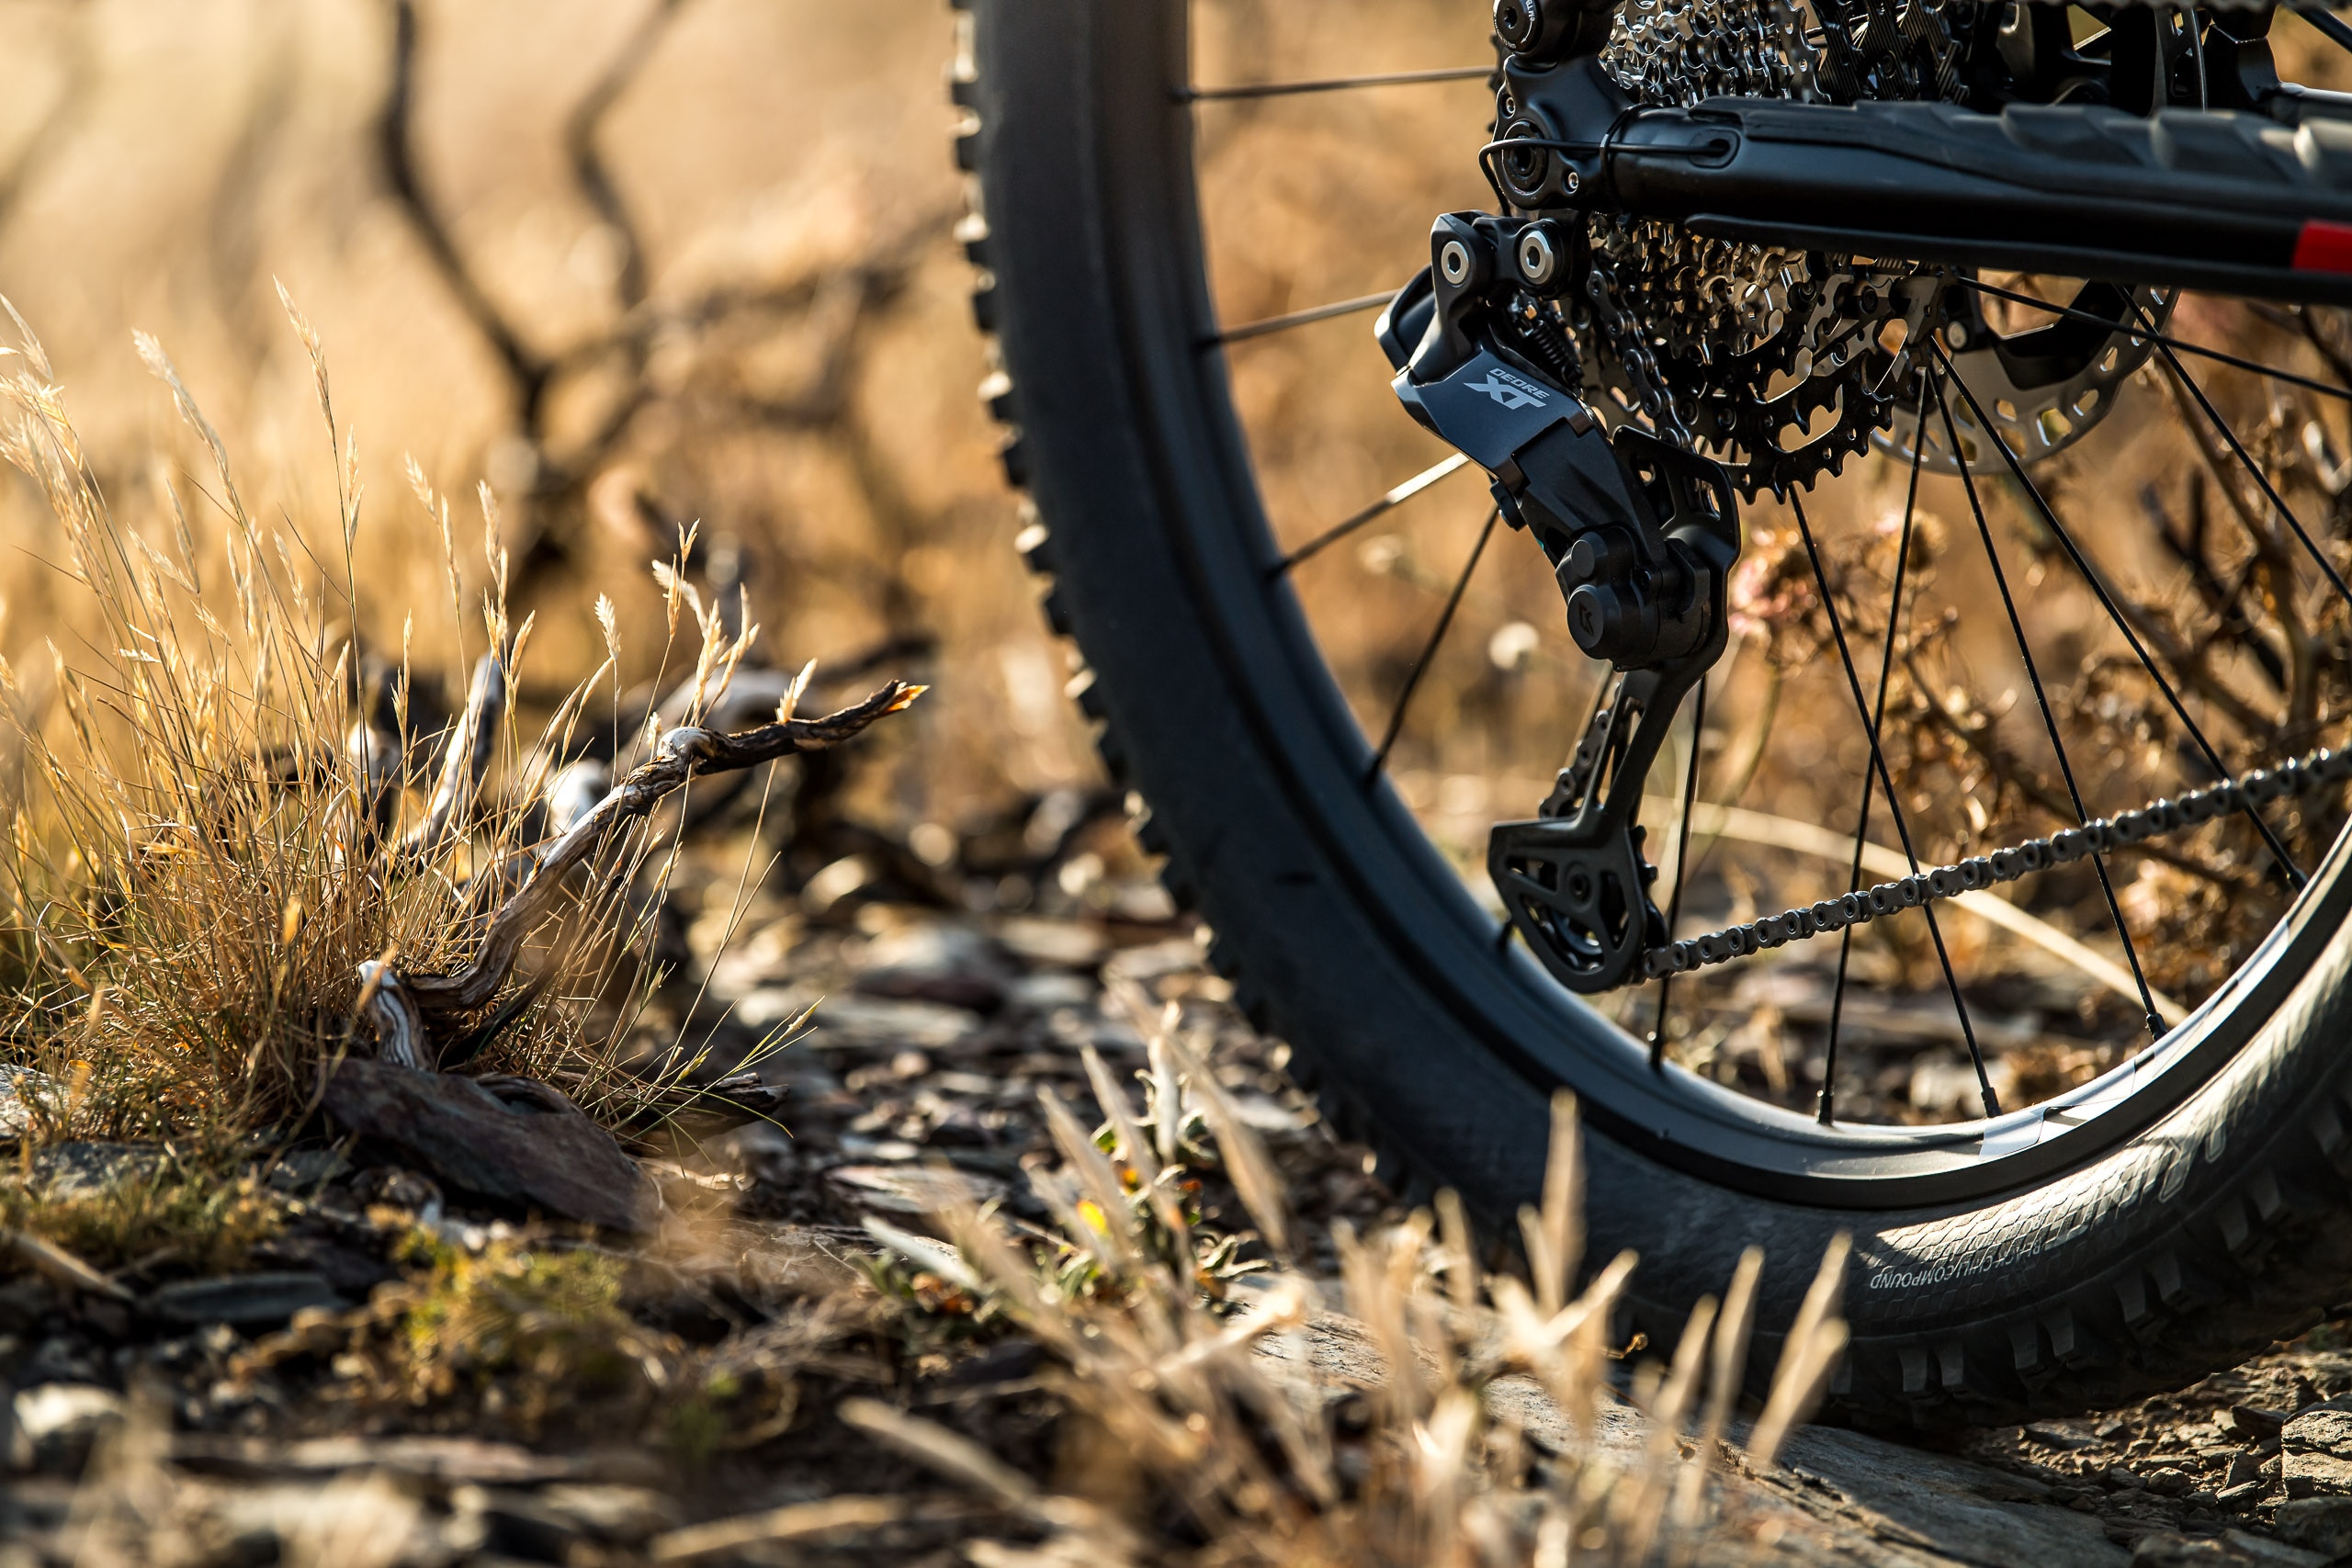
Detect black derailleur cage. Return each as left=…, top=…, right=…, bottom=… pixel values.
left=1377, top=210, right=1739, bottom=994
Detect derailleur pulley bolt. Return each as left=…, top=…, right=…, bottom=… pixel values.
left=1945, top=321, right=1970, bottom=349
left=1518, top=227, right=1560, bottom=287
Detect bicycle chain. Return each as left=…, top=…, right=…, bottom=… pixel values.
left=1641, top=746, right=2352, bottom=981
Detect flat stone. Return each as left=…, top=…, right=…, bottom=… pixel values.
left=0, top=1067, right=52, bottom=1139
left=1772, top=1426, right=2130, bottom=1568
left=824, top=1163, right=1007, bottom=1219
left=508, top=1483, right=680, bottom=1545
left=2276, top=1496, right=2352, bottom=1558
left=1005, top=971, right=1096, bottom=1011
left=321, top=1061, right=658, bottom=1232
left=738, top=990, right=980, bottom=1051
left=854, top=922, right=1011, bottom=1011
left=1250, top=1308, right=2121, bottom=1567
left=31, top=1142, right=163, bottom=1201
left=10, top=1383, right=122, bottom=1471
left=2024, top=1421, right=2100, bottom=1451
left=11, top=1383, right=123, bottom=1443
left=2282, top=1407, right=2352, bottom=1497
left=2131, top=1531, right=2328, bottom=1567
left=2228, top=1405, right=2290, bottom=1439
left=145, top=1272, right=345, bottom=1328
left=174, top=1433, right=585, bottom=1484
left=733, top=1225, right=868, bottom=1303
left=2285, top=1449, right=2352, bottom=1497
left=989, top=916, right=1108, bottom=969
left=2285, top=1405, right=2352, bottom=1454
left=262, top=1149, right=351, bottom=1193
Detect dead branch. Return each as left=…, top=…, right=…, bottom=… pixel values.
left=562, top=0, right=689, bottom=311
left=380, top=0, right=551, bottom=422
left=382, top=679, right=922, bottom=1044
left=396, top=650, right=506, bottom=862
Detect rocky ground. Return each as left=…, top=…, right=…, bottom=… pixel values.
left=9, top=845, right=2352, bottom=1566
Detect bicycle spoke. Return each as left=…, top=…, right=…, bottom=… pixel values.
left=1274, top=453, right=1472, bottom=576
left=2142, top=303, right=2352, bottom=619
left=1928, top=365, right=2169, bottom=1042
left=1370, top=507, right=1499, bottom=779
left=1184, top=65, right=1491, bottom=103
left=1929, top=338, right=2309, bottom=892
left=1650, top=676, right=1707, bottom=1070
left=1790, top=491, right=2002, bottom=1118
left=1947, top=276, right=2352, bottom=404
left=1215, top=291, right=1396, bottom=346
left=1821, top=423, right=1928, bottom=1125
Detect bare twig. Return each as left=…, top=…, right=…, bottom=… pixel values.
left=395, top=651, right=506, bottom=863
left=396, top=679, right=922, bottom=1022
left=1, top=1225, right=134, bottom=1302
left=562, top=0, right=690, bottom=310
left=379, top=0, right=550, bottom=420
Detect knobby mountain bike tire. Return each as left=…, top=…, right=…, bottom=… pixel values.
left=951, top=0, right=2352, bottom=1426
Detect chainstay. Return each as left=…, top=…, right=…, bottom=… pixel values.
left=1640, top=745, right=2352, bottom=983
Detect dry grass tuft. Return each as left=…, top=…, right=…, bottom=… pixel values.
left=849, top=1008, right=1854, bottom=1567
left=0, top=298, right=759, bottom=1156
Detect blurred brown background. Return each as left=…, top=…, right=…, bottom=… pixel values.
left=0, top=0, right=1084, bottom=860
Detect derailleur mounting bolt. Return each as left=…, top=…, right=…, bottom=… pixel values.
left=1518, top=227, right=1560, bottom=288
left=1441, top=238, right=1475, bottom=287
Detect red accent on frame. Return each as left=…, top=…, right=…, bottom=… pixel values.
left=2294, top=220, right=2352, bottom=274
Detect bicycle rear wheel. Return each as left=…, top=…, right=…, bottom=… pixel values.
left=956, top=0, right=2352, bottom=1424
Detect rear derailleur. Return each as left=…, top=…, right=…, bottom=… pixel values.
left=1376, top=213, right=1738, bottom=994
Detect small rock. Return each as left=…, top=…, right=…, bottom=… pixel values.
left=799, top=994, right=982, bottom=1052
left=2228, top=1405, right=2290, bottom=1439
left=0, top=1066, right=51, bottom=1139
left=1973, top=1474, right=2051, bottom=1503
left=2107, top=1464, right=2147, bottom=1490
left=349, top=1166, right=443, bottom=1216
left=2276, top=1496, right=2352, bottom=1558
left=2218, top=1480, right=2267, bottom=1510
left=722, top=1121, right=798, bottom=1190
left=1006, top=971, right=1095, bottom=1011
left=10, top=1383, right=122, bottom=1472
left=1102, top=935, right=1201, bottom=987
left=2220, top=1529, right=2332, bottom=1565
left=31, top=1142, right=163, bottom=1201
left=2025, top=1421, right=2100, bottom=1451
left=825, top=1163, right=1007, bottom=1219
left=146, top=1272, right=345, bottom=1329
left=854, top=922, right=1010, bottom=1012
left=251, top=1229, right=398, bottom=1296
left=2132, top=1530, right=2328, bottom=1567
left=262, top=1148, right=350, bottom=1193
left=2281, top=1407, right=2352, bottom=1497
left=535, top=1483, right=680, bottom=1543
left=2145, top=1466, right=2193, bottom=1496
left=990, top=915, right=1108, bottom=969
left=2223, top=1453, right=2264, bottom=1491
left=735, top=1226, right=866, bottom=1304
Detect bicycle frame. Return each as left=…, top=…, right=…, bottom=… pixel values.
left=1500, top=46, right=2352, bottom=306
